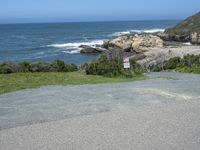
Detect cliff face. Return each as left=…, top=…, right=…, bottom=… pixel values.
left=164, top=11, right=200, bottom=44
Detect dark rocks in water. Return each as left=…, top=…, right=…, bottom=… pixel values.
left=163, top=11, right=200, bottom=45
left=79, top=45, right=107, bottom=53
left=101, top=41, right=110, bottom=49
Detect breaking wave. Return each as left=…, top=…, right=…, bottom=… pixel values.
left=111, top=29, right=165, bottom=37
left=46, top=40, right=104, bottom=54
left=43, top=29, right=165, bottom=54
left=183, top=42, right=192, bottom=46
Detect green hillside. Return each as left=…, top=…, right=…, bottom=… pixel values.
left=165, top=11, right=200, bottom=35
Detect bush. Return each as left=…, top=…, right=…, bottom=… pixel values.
left=85, top=55, right=145, bottom=77
left=181, top=54, right=200, bottom=67
left=51, top=60, right=66, bottom=72
left=65, top=64, right=78, bottom=72
left=149, top=54, right=200, bottom=74
left=30, top=62, right=51, bottom=72
left=19, top=61, right=31, bottom=72
left=0, top=60, right=79, bottom=74
left=129, top=59, right=146, bottom=74
left=149, top=64, right=162, bottom=72
left=0, top=61, right=20, bottom=74
left=164, top=57, right=181, bottom=70
left=0, top=64, right=13, bottom=74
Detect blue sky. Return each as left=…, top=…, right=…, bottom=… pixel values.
left=0, top=0, right=199, bottom=23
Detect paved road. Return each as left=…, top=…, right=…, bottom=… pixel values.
left=0, top=72, right=200, bottom=150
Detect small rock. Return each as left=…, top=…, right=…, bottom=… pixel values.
left=79, top=45, right=106, bottom=53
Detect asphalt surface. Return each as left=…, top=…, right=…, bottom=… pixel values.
left=0, top=72, right=200, bottom=150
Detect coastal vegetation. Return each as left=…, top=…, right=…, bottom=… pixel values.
left=165, top=12, right=200, bottom=36
left=0, top=60, right=78, bottom=74
left=149, top=54, right=200, bottom=74
left=0, top=55, right=146, bottom=77
left=0, top=57, right=146, bottom=94
left=162, top=11, right=200, bottom=44
left=0, top=72, right=145, bottom=94
left=83, top=55, right=145, bottom=77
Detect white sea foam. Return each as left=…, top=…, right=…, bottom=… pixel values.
left=62, top=50, right=80, bottom=54
left=111, top=31, right=131, bottom=36
left=183, top=42, right=192, bottom=46
left=143, top=29, right=165, bottom=33
left=46, top=40, right=104, bottom=54
left=47, top=40, right=104, bottom=48
left=111, top=29, right=165, bottom=37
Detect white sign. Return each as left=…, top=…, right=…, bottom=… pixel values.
left=123, top=58, right=130, bottom=69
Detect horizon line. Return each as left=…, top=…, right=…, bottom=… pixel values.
left=0, top=19, right=181, bottom=25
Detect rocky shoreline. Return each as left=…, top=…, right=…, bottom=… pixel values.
left=156, top=32, right=200, bottom=44
left=79, top=32, right=200, bottom=68
left=79, top=11, right=200, bottom=68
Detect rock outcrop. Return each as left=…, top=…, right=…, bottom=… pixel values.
left=137, top=46, right=200, bottom=68
left=79, top=34, right=164, bottom=55
left=191, top=32, right=200, bottom=44
left=157, top=32, right=190, bottom=43
left=103, top=34, right=164, bottom=53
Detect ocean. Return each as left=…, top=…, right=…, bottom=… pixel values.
left=0, top=20, right=179, bottom=64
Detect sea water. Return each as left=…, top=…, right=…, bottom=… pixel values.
left=0, top=20, right=179, bottom=64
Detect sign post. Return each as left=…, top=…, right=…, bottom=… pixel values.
left=123, top=58, right=130, bottom=69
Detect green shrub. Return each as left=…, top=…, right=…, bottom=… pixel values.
left=149, top=54, right=200, bottom=74
left=0, top=64, right=13, bottom=74
left=149, top=64, right=162, bottom=72
left=0, top=62, right=20, bottom=74
left=19, top=61, right=31, bottom=72
left=65, top=64, right=78, bottom=72
left=85, top=55, right=145, bottom=77
left=193, top=66, right=200, bottom=73
left=129, top=59, right=146, bottom=74
left=51, top=60, right=66, bottom=72
left=0, top=60, right=79, bottom=74
left=30, top=62, right=51, bottom=72
left=164, top=57, right=181, bottom=70
left=181, top=54, right=200, bottom=67
left=176, top=66, right=193, bottom=73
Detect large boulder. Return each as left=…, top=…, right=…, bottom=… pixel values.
left=103, top=34, right=164, bottom=53
left=131, top=34, right=164, bottom=52
left=106, top=36, right=133, bottom=51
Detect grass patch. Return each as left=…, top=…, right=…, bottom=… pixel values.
left=176, top=66, right=200, bottom=74
left=0, top=72, right=145, bottom=94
